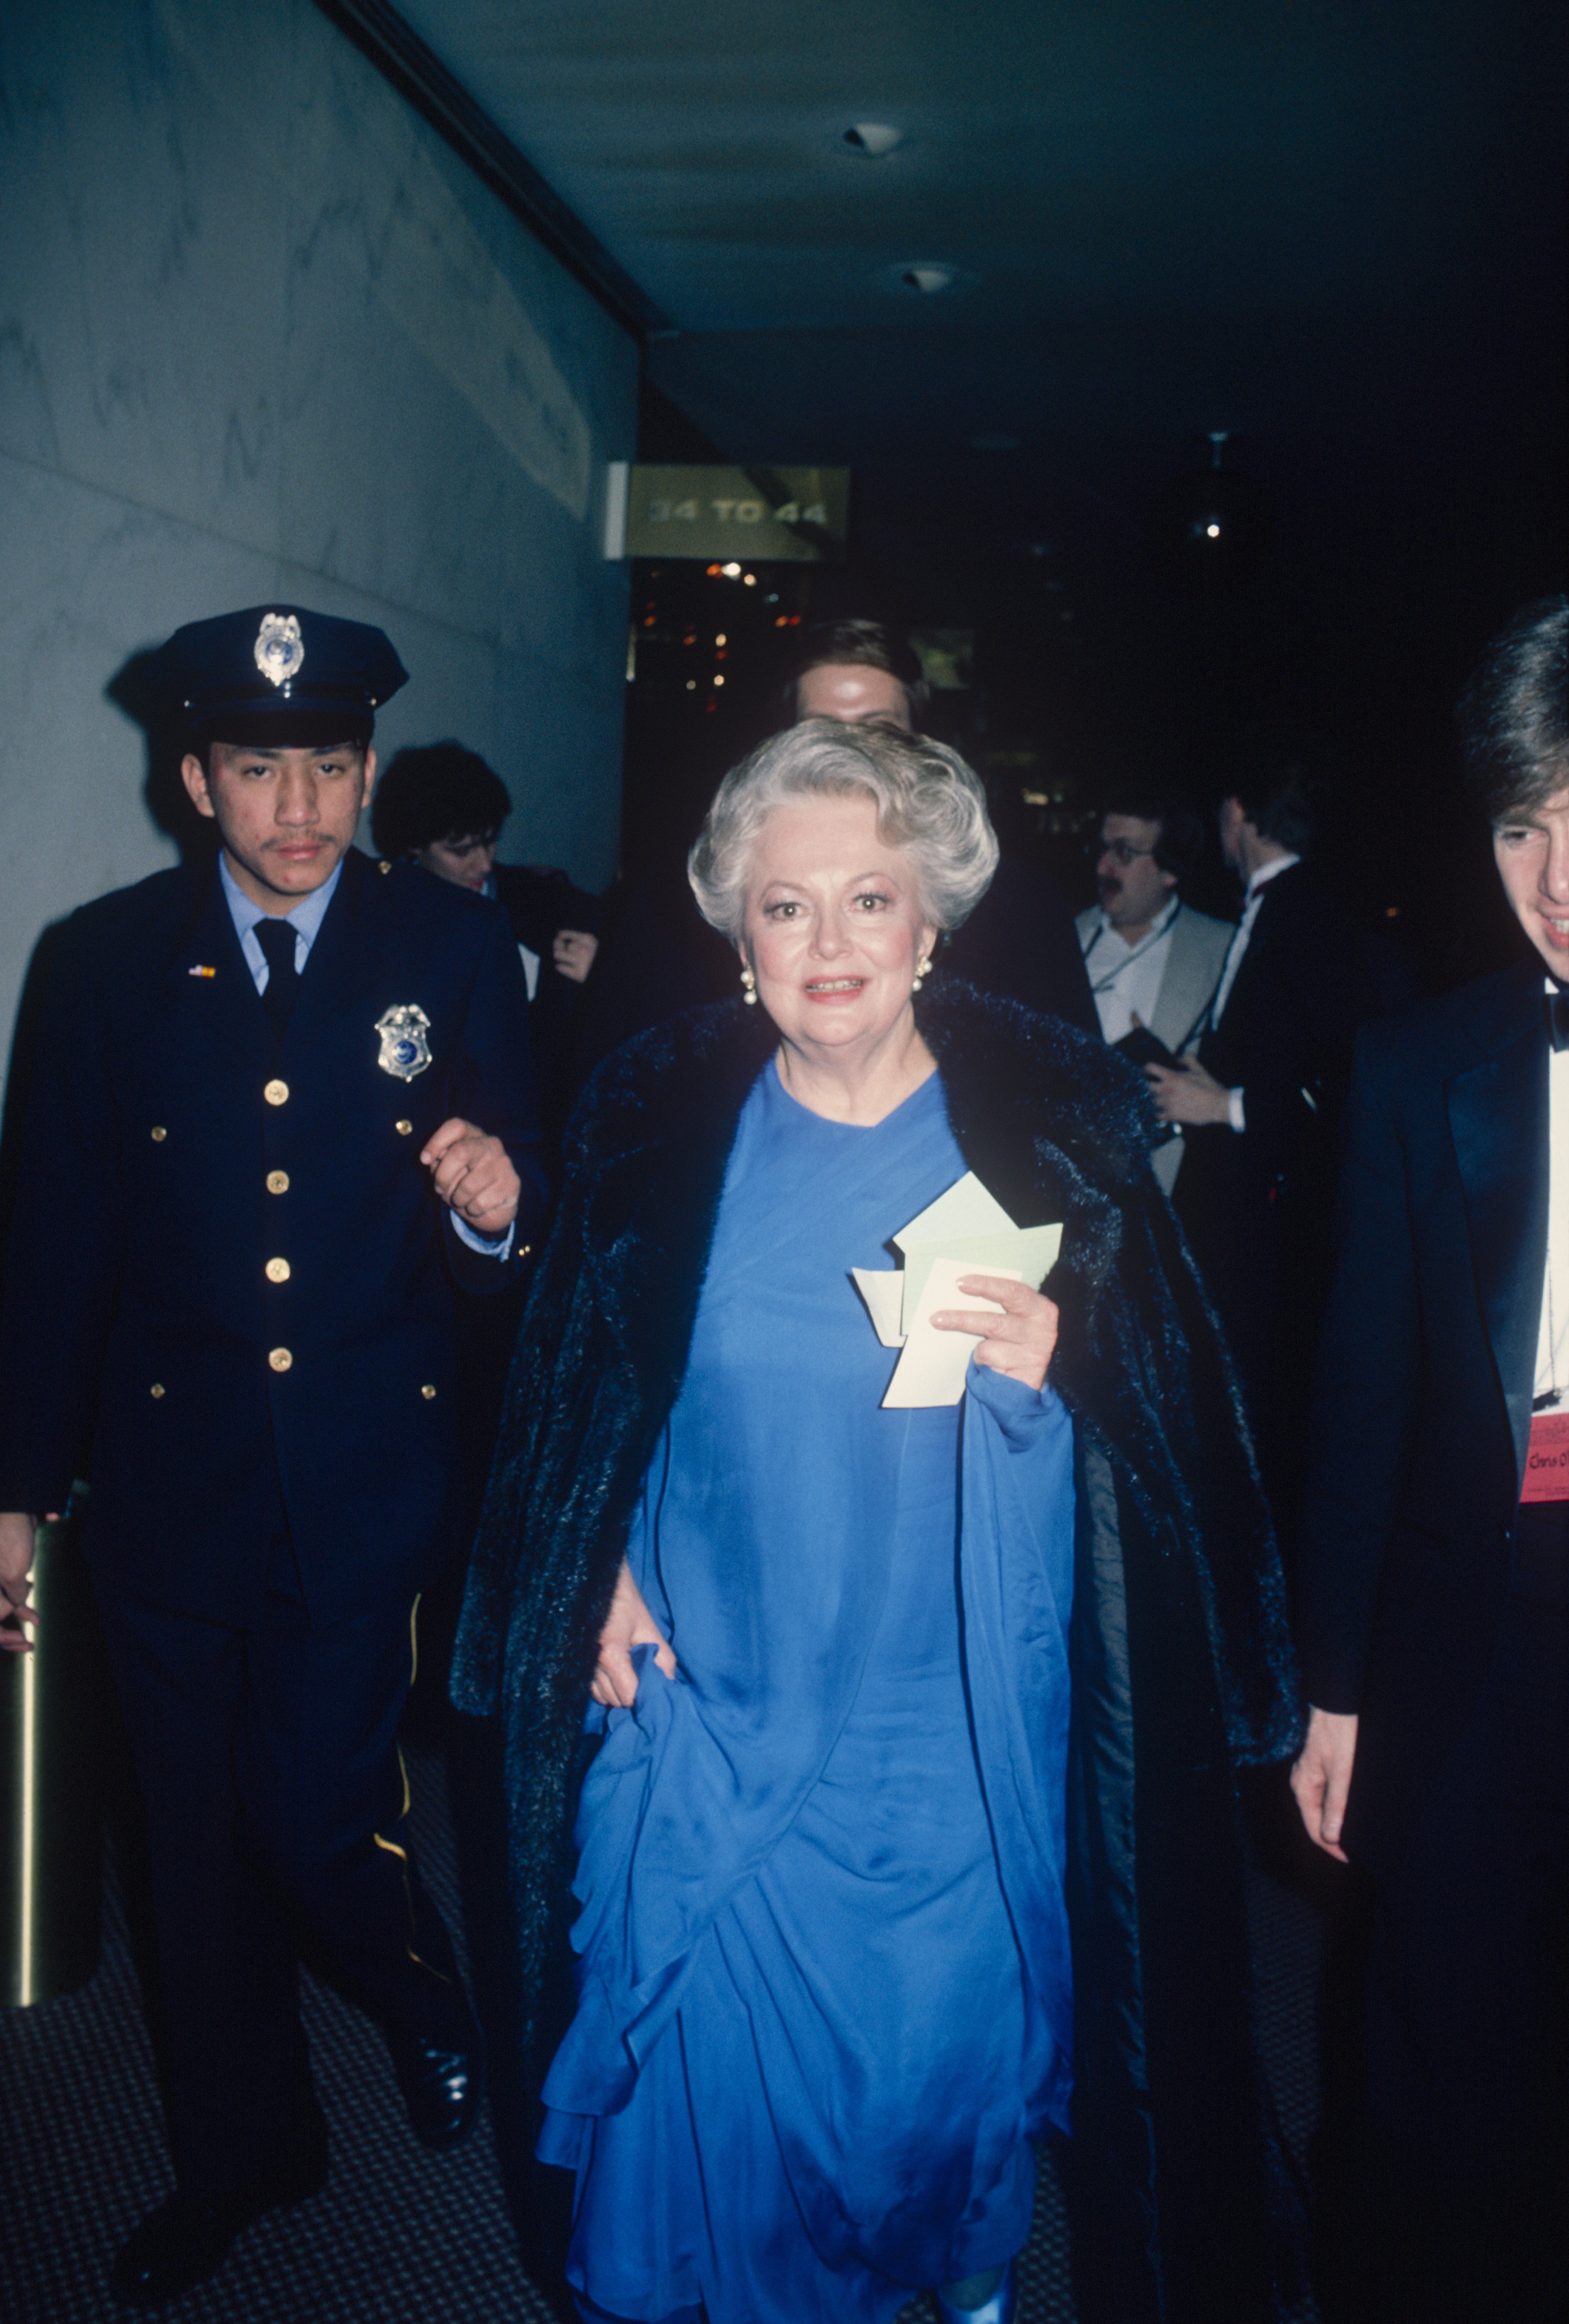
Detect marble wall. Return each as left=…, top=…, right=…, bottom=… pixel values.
left=0, top=0, right=637, bottom=1087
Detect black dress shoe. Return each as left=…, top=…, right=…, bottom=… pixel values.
left=111, top=2195, right=237, bottom=2311
left=388, top=2022, right=483, bottom=2148
left=110, top=2118, right=328, bottom=2308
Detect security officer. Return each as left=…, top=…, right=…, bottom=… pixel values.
left=0, top=606, right=548, bottom=2308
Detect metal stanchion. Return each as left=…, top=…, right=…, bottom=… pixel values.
left=0, top=1494, right=104, bottom=2006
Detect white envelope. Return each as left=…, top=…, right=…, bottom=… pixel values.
left=896, top=1223, right=1063, bottom=1338
left=881, top=1257, right=1022, bottom=1408
left=850, top=1267, right=908, bottom=1349
left=849, top=1171, right=1065, bottom=1408
left=890, top=1171, right=1016, bottom=1250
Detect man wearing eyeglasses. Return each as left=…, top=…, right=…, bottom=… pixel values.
left=1075, top=789, right=1233, bottom=1191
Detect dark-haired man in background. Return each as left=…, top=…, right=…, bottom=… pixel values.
left=790, top=620, right=1097, bottom=1032
left=1075, top=786, right=1233, bottom=1194
left=579, top=617, right=938, bottom=1067
left=786, top=615, right=930, bottom=731
left=582, top=615, right=1096, bottom=1067
left=1146, top=750, right=1374, bottom=1497
left=0, top=608, right=547, bottom=2308
left=1292, top=597, right=1569, bottom=2323
left=371, top=739, right=602, bottom=1144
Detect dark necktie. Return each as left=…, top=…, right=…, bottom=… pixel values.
left=254, top=917, right=299, bottom=1041
left=1549, top=989, right=1569, bottom=1054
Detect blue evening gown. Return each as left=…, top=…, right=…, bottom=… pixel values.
left=539, top=1062, right=1075, bottom=2323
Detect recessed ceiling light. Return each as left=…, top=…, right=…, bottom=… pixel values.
left=844, top=123, right=903, bottom=157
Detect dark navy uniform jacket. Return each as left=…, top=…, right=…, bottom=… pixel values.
left=0, top=846, right=547, bottom=1628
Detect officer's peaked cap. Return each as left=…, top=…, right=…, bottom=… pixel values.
left=159, top=605, right=408, bottom=745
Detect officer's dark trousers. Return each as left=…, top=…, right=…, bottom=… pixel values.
left=1338, top=1507, right=1569, bottom=2324
left=95, top=1546, right=467, bottom=2201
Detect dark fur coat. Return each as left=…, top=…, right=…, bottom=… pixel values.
left=453, top=981, right=1303, bottom=2323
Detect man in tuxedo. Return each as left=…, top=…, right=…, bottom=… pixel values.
left=0, top=606, right=548, bottom=2307
left=1145, top=749, right=1372, bottom=1493
left=1291, top=597, right=1569, bottom=2322
left=1075, top=785, right=1233, bottom=1192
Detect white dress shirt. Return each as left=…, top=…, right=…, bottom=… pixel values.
left=1535, top=981, right=1569, bottom=1402
left=219, top=853, right=511, bottom=1258
left=1209, top=852, right=1301, bottom=1134
left=1082, top=895, right=1182, bottom=1046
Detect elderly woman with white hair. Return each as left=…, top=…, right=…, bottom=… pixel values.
left=454, top=722, right=1301, bottom=2324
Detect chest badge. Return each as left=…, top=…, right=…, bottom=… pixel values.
left=375, top=1004, right=433, bottom=1082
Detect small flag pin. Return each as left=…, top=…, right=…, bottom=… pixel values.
left=188, top=965, right=216, bottom=978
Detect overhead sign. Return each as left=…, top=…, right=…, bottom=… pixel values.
left=605, top=464, right=850, bottom=563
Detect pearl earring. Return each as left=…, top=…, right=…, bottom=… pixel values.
left=913, top=954, right=931, bottom=990
left=740, top=964, right=758, bottom=1005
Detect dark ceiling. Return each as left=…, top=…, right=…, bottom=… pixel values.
left=387, top=0, right=1563, bottom=914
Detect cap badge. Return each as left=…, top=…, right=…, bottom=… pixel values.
left=254, top=612, right=305, bottom=690
left=374, top=1004, right=432, bottom=1082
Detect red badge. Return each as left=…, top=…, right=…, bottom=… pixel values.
left=1522, top=1410, right=1569, bottom=1502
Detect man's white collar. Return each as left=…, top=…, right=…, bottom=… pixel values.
left=1097, top=891, right=1181, bottom=949
left=1244, top=852, right=1300, bottom=902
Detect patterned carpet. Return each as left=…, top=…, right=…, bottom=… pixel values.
left=0, top=1732, right=1325, bottom=2323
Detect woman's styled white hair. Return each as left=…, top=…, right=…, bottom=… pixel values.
left=687, top=718, right=1000, bottom=944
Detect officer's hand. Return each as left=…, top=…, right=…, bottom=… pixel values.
left=420, top=1119, right=521, bottom=1237
left=0, top=1512, right=40, bottom=1653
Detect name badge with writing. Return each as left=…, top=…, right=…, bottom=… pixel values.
left=1522, top=1409, right=1569, bottom=1502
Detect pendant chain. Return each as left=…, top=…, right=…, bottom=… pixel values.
left=1084, top=900, right=1181, bottom=995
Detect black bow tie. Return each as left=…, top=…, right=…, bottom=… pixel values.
left=1548, top=989, right=1569, bottom=1054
